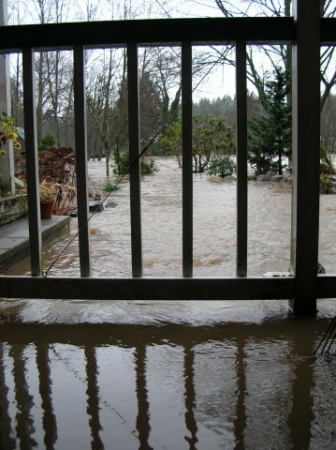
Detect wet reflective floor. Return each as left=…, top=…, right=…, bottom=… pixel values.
left=1, top=299, right=336, bottom=449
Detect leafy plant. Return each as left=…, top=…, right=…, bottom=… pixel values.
left=160, top=116, right=235, bottom=173
left=113, top=151, right=157, bottom=176
left=39, top=177, right=59, bottom=203
left=38, top=147, right=76, bottom=183
left=38, top=134, right=56, bottom=151
left=39, top=177, right=76, bottom=214
left=208, top=156, right=236, bottom=178
left=103, top=183, right=119, bottom=193
left=0, top=112, right=21, bottom=162
left=113, top=151, right=129, bottom=176
left=141, top=158, right=157, bottom=175
left=320, top=175, right=334, bottom=194
left=320, top=144, right=336, bottom=175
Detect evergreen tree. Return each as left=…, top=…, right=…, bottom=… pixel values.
left=248, top=68, right=291, bottom=175
left=160, top=116, right=235, bottom=173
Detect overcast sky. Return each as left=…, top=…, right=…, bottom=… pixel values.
left=6, top=0, right=286, bottom=100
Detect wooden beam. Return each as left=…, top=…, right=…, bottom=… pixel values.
left=22, top=48, right=42, bottom=276
left=0, top=276, right=293, bottom=300
left=0, top=18, right=295, bottom=51
left=236, top=41, right=248, bottom=278
left=290, top=0, right=321, bottom=315
left=74, top=46, right=91, bottom=277
left=182, top=42, right=193, bottom=278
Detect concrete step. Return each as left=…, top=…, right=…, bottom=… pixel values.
left=0, top=215, right=71, bottom=273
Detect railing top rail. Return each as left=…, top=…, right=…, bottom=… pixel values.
left=0, top=17, right=297, bottom=51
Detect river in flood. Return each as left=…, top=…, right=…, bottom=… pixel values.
left=7, top=156, right=336, bottom=277
left=1, top=157, right=336, bottom=449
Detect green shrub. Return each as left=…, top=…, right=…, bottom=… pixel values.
left=113, top=151, right=130, bottom=176
left=248, top=174, right=257, bottom=181
left=103, top=183, right=119, bottom=193
left=320, top=175, right=334, bottom=194
left=208, top=156, right=236, bottom=178
left=114, top=151, right=157, bottom=176
left=38, top=134, right=56, bottom=151
left=141, top=158, right=157, bottom=175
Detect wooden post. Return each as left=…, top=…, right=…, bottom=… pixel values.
left=290, top=0, right=321, bottom=315
left=182, top=42, right=193, bottom=278
left=23, top=49, right=42, bottom=276
left=236, top=42, right=248, bottom=278
left=74, top=46, right=91, bottom=277
left=128, top=43, right=143, bottom=278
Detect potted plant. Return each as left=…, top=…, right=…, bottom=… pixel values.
left=39, top=177, right=59, bottom=220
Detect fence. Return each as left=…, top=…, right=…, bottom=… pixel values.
left=0, top=0, right=335, bottom=314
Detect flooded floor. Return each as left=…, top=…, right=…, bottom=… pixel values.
left=2, top=158, right=336, bottom=448
left=1, top=299, right=336, bottom=449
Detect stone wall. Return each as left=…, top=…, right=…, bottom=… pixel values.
left=0, top=195, right=27, bottom=227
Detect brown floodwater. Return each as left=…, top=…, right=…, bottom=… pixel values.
left=6, top=157, right=336, bottom=277
left=2, top=158, right=336, bottom=448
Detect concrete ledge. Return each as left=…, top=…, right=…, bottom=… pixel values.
left=0, top=195, right=27, bottom=227
left=0, top=215, right=71, bottom=273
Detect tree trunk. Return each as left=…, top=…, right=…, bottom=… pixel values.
left=106, top=154, right=110, bottom=178
left=278, top=152, right=283, bottom=175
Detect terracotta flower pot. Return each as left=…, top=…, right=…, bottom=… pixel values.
left=40, top=200, right=54, bottom=220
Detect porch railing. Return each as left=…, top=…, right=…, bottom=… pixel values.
left=0, top=0, right=335, bottom=314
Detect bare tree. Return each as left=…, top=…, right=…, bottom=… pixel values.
left=213, top=0, right=336, bottom=113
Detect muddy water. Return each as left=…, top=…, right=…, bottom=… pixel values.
left=7, top=157, right=336, bottom=277
left=1, top=305, right=336, bottom=449
left=59, top=157, right=293, bottom=277
left=2, top=157, right=336, bottom=448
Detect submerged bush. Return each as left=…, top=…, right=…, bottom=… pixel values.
left=140, top=158, right=157, bottom=175
left=114, top=151, right=158, bottom=176
left=320, top=175, right=334, bottom=194
left=103, top=183, right=119, bottom=193
left=208, top=156, right=236, bottom=178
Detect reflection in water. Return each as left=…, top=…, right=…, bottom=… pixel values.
left=11, top=345, right=37, bottom=449
left=184, top=347, right=197, bottom=449
left=36, top=344, right=57, bottom=450
left=233, top=340, right=246, bottom=450
left=135, top=346, right=152, bottom=450
left=85, top=347, right=103, bottom=450
left=288, top=329, right=315, bottom=450
left=0, top=344, right=16, bottom=449
left=0, top=319, right=335, bottom=449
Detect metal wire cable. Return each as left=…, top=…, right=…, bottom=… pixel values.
left=314, top=315, right=336, bottom=356
left=43, top=133, right=159, bottom=277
